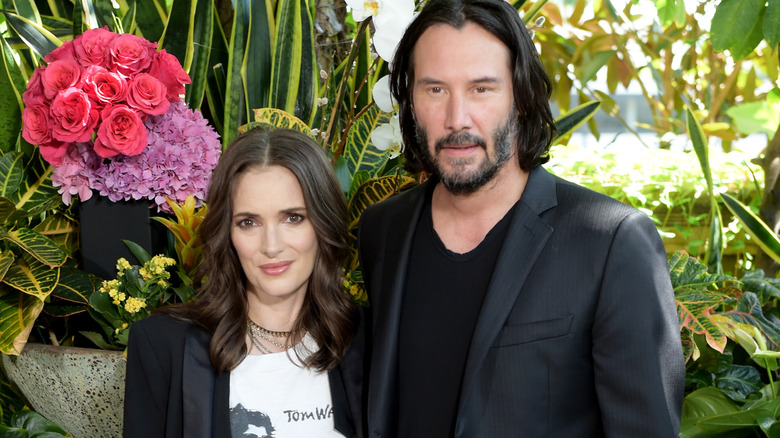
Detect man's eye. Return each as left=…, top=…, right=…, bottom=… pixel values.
left=475, top=86, right=487, bottom=93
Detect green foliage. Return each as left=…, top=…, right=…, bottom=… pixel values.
left=711, top=0, right=769, bottom=60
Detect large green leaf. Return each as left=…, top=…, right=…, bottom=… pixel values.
left=723, top=292, right=780, bottom=351
left=552, top=100, right=601, bottom=143
left=3, top=251, right=60, bottom=300
left=270, top=0, right=316, bottom=122
left=0, top=37, right=24, bottom=155
left=344, top=105, right=392, bottom=177
left=7, top=153, right=59, bottom=215
left=130, top=0, right=166, bottom=43
left=1, top=227, right=67, bottom=267
left=681, top=387, right=741, bottom=437
left=726, top=98, right=780, bottom=137
left=721, top=193, right=780, bottom=265
left=48, top=266, right=93, bottom=306
left=714, top=365, right=763, bottom=401
left=223, top=0, right=273, bottom=147
left=0, top=250, right=14, bottom=282
left=741, top=270, right=780, bottom=300
left=0, top=283, right=44, bottom=355
left=33, top=212, right=78, bottom=255
left=711, top=0, right=765, bottom=60
left=696, top=396, right=780, bottom=433
left=2, top=12, right=61, bottom=58
left=0, top=152, right=24, bottom=199
left=202, top=10, right=228, bottom=135
left=579, top=50, right=615, bottom=84
left=182, top=0, right=214, bottom=109
left=767, top=0, right=780, bottom=49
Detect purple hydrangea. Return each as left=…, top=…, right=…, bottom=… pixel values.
left=51, top=100, right=221, bottom=213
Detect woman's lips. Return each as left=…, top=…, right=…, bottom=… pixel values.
left=260, top=261, right=292, bottom=275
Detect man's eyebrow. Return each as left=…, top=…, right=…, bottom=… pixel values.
left=415, top=76, right=502, bottom=85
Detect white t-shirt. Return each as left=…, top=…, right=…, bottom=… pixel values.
left=229, top=334, right=345, bottom=438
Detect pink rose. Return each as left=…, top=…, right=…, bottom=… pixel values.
left=42, top=59, right=82, bottom=100
left=50, top=87, right=99, bottom=142
left=94, top=105, right=148, bottom=158
left=38, top=141, right=69, bottom=165
left=44, top=43, right=76, bottom=63
left=83, top=65, right=128, bottom=106
left=23, top=68, right=47, bottom=107
left=73, top=27, right=116, bottom=67
left=127, top=73, right=169, bottom=115
left=21, top=99, right=53, bottom=145
left=148, top=50, right=190, bottom=100
left=109, top=34, right=156, bottom=77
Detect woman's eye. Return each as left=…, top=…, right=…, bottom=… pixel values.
left=287, top=214, right=304, bottom=224
left=237, top=218, right=255, bottom=228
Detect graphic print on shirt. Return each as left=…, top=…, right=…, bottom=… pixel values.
left=230, top=403, right=275, bottom=438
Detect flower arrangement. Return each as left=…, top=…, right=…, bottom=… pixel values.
left=84, top=245, right=184, bottom=349
left=20, top=27, right=221, bottom=212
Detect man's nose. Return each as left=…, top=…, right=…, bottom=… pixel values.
left=445, top=94, right=472, bottom=132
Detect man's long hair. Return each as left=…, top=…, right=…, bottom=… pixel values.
left=390, top=0, right=557, bottom=173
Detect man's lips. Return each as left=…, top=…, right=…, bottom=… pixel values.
left=260, top=261, right=292, bottom=275
left=440, top=144, right=480, bottom=156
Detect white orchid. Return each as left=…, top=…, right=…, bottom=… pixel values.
left=372, top=75, right=396, bottom=113
left=346, top=0, right=414, bottom=28
left=371, top=114, right=404, bottom=159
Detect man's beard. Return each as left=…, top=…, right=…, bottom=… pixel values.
left=416, top=113, right=517, bottom=195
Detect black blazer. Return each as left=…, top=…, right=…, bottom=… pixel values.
left=123, top=313, right=363, bottom=437
left=357, top=166, right=685, bottom=437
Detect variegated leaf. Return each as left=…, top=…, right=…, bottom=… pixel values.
left=246, top=108, right=312, bottom=135
left=49, top=265, right=93, bottom=305
left=0, top=151, right=24, bottom=198
left=1, top=37, right=24, bottom=155
left=347, top=174, right=417, bottom=232
left=3, top=227, right=67, bottom=267
left=0, top=249, right=14, bottom=282
left=676, top=288, right=729, bottom=353
left=344, top=105, right=392, bottom=177
left=668, top=250, right=736, bottom=294
left=8, top=152, right=59, bottom=215
left=33, top=212, right=78, bottom=255
left=0, top=283, right=44, bottom=355
left=723, top=292, right=780, bottom=351
left=4, top=253, right=59, bottom=301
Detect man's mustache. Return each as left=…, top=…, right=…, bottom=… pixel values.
left=434, top=131, right=487, bottom=153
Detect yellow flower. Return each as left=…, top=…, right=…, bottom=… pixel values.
left=139, top=267, right=152, bottom=281
left=99, top=279, right=120, bottom=293
left=124, top=297, right=147, bottom=314
left=116, top=258, right=132, bottom=275
left=157, top=279, right=169, bottom=288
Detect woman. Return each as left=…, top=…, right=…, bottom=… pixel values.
left=124, top=128, right=362, bottom=437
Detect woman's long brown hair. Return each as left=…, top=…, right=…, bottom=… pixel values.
left=167, top=127, right=356, bottom=373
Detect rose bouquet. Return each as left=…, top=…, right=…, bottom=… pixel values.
left=21, top=27, right=221, bottom=212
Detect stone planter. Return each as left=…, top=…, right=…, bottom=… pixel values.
left=0, top=343, right=126, bottom=437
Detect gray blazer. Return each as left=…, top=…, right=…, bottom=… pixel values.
left=123, top=313, right=363, bottom=437
left=357, top=166, right=685, bottom=437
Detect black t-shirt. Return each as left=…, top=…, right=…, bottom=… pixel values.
left=397, top=185, right=517, bottom=437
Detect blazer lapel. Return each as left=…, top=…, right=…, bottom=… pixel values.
left=367, top=181, right=428, bottom=435
left=457, top=167, right=558, bottom=416
left=182, top=326, right=216, bottom=438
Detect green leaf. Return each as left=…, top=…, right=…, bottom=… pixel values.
left=0, top=250, right=14, bottom=283
left=2, top=12, right=61, bottom=58
left=740, top=270, right=780, bottom=300
left=711, top=0, right=766, bottom=59
left=2, top=227, right=66, bottom=267
left=10, top=409, right=68, bottom=435
left=721, top=193, right=780, bottom=265
left=3, top=253, right=59, bottom=300
left=0, top=37, right=24, bottom=155
left=0, top=152, right=24, bottom=199
left=79, top=330, right=115, bottom=350
left=579, top=50, right=615, bottom=84
left=723, top=292, right=780, bottom=351
left=767, top=0, right=780, bottom=48
left=696, top=397, right=780, bottom=433
left=270, top=0, right=317, bottom=122
left=0, top=283, right=44, bottom=355
left=123, top=239, right=151, bottom=264
left=33, top=212, right=78, bottom=256
left=131, top=0, right=166, bottom=43
left=183, top=0, right=214, bottom=109
left=726, top=101, right=780, bottom=137
left=344, top=105, right=392, bottom=177
left=714, top=365, right=763, bottom=401
left=553, top=100, right=601, bottom=143
left=223, top=0, right=274, bottom=146
left=49, top=266, right=93, bottom=305
left=7, top=153, right=59, bottom=216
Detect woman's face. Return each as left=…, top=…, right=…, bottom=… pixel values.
left=230, top=165, right=319, bottom=305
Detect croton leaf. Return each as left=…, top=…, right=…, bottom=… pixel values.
left=723, top=292, right=780, bottom=351
left=2, top=227, right=67, bottom=267
left=347, top=174, right=417, bottom=232
left=740, top=269, right=780, bottom=300
left=344, top=105, right=392, bottom=177
left=3, top=252, right=59, bottom=301
left=246, top=108, right=311, bottom=135
left=0, top=283, right=45, bottom=355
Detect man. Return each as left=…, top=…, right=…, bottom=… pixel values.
left=357, top=0, right=685, bottom=437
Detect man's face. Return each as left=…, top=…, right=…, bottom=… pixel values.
left=411, top=22, right=517, bottom=195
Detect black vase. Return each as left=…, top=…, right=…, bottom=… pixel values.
left=78, top=197, right=167, bottom=280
